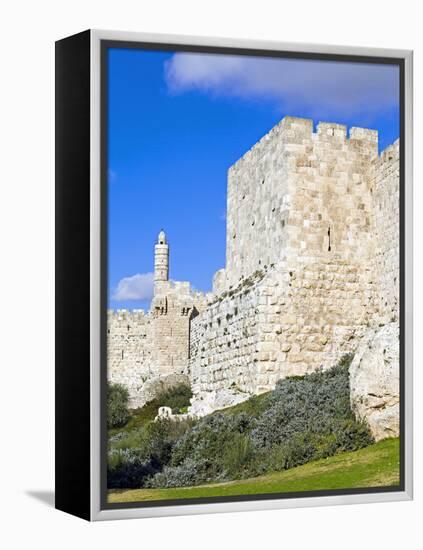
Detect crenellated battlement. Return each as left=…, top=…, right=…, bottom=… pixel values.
left=378, top=138, right=400, bottom=163
left=229, top=116, right=379, bottom=179
left=225, top=116, right=389, bottom=289
left=108, top=308, right=148, bottom=321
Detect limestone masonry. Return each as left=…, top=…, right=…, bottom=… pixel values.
left=108, top=116, right=400, bottom=438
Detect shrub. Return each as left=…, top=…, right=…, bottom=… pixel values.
left=155, top=383, right=193, bottom=414
left=142, top=418, right=193, bottom=465
left=250, top=355, right=373, bottom=460
left=107, top=448, right=158, bottom=489
left=107, top=418, right=194, bottom=488
left=220, top=392, right=270, bottom=418
left=109, top=355, right=374, bottom=490
left=108, top=382, right=194, bottom=434
left=109, top=428, right=146, bottom=451
left=222, top=433, right=254, bottom=477
left=146, top=458, right=210, bottom=488
left=107, top=383, right=130, bottom=429
left=147, top=413, right=256, bottom=486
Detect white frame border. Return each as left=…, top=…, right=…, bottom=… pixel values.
left=89, top=29, right=413, bottom=521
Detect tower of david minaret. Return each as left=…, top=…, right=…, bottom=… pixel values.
left=154, top=229, right=169, bottom=291
left=150, top=229, right=207, bottom=376
left=108, top=229, right=207, bottom=408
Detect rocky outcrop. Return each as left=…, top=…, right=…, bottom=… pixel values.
left=189, top=388, right=250, bottom=417
left=154, top=406, right=194, bottom=422
left=131, top=373, right=190, bottom=409
left=349, top=323, right=399, bottom=441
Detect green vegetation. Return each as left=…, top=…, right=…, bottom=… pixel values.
left=108, top=438, right=400, bottom=502
left=145, top=356, right=373, bottom=489
left=108, top=382, right=193, bottom=436
left=218, top=392, right=270, bottom=418
left=107, top=383, right=130, bottom=429
left=155, top=383, right=192, bottom=414
left=108, top=356, right=377, bottom=492
left=107, top=382, right=194, bottom=488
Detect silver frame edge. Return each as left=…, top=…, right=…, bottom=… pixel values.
left=89, top=29, right=413, bottom=521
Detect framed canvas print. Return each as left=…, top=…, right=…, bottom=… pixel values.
left=55, top=29, right=413, bottom=521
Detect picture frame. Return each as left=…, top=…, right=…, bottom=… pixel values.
left=55, top=29, right=413, bottom=521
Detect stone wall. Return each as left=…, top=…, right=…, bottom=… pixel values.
left=370, top=140, right=400, bottom=325
left=107, top=281, right=207, bottom=408
left=189, top=116, right=400, bottom=414
left=189, top=257, right=373, bottom=409
left=225, top=117, right=378, bottom=289
left=107, top=116, right=400, bottom=423
left=190, top=269, right=269, bottom=397
left=107, top=310, right=152, bottom=408
left=150, top=280, right=207, bottom=376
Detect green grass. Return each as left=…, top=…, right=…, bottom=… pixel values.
left=110, top=388, right=269, bottom=438
left=108, top=437, right=400, bottom=503
left=108, top=401, right=161, bottom=437
left=217, top=391, right=271, bottom=418
left=109, top=383, right=192, bottom=437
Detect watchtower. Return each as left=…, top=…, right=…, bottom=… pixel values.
left=154, top=229, right=169, bottom=292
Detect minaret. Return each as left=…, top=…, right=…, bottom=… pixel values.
left=154, top=230, right=169, bottom=288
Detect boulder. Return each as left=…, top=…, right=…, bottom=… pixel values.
left=154, top=406, right=195, bottom=422
left=134, top=373, right=190, bottom=408
left=349, top=323, right=400, bottom=441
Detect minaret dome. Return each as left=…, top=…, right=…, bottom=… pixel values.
left=158, top=230, right=167, bottom=245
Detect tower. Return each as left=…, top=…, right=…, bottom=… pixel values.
left=154, top=230, right=169, bottom=287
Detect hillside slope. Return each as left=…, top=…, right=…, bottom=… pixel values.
left=109, top=437, right=399, bottom=503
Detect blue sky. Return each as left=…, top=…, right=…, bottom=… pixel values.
left=107, top=47, right=400, bottom=311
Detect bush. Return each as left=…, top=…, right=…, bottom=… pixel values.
left=109, top=428, right=146, bottom=451
left=146, top=458, right=210, bottom=488
left=109, top=355, right=374, bottom=490
left=148, top=413, right=256, bottom=486
left=107, top=448, right=159, bottom=489
left=220, top=392, right=270, bottom=418
left=222, top=433, right=254, bottom=477
left=250, top=355, right=370, bottom=451
left=107, top=418, right=194, bottom=488
left=112, top=382, right=193, bottom=432
left=249, top=355, right=373, bottom=473
left=142, top=418, right=193, bottom=464
left=155, top=383, right=193, bottom=414
left=107, top=383, right=130, bottom=429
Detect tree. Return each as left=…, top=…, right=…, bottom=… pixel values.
left=107, top=383, right=130, bottom=429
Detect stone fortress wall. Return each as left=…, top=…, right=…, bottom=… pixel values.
left=108, top=117, right=400, bottom=431
left=107, top=231, right=208, bottom=408
left=369, top=140, right=400, bottom=326
left=107, top=309, right=152, bottom=406
left=188, top=117, right=400, bottom=414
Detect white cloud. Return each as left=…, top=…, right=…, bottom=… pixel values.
left=165, top=53, right=399, bottom=116
left=113, top=272, right=154, bottom=301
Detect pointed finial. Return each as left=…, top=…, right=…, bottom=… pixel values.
left=158, top=229, right=166, bottom=245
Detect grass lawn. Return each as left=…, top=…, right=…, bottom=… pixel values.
left=108, top=437, right=400, bottom=504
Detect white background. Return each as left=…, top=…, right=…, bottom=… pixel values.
left=0, top=1, right=420, bottom=548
